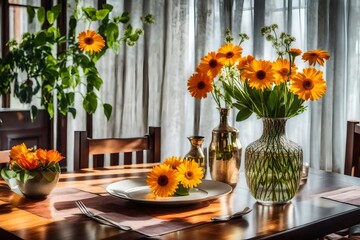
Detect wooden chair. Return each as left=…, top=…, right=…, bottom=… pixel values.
left=0, top=150, right=10, bottom=178
left=73, top=127, right=161, bottom=171
left=344, top=120, right=360, bottom=238
left=345, top=120, right=360, bottom=177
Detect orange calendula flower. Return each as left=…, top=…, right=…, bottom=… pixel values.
left=216, top=43, right=242, bottom=66
left=290, top=67, right=327, bottom=101
left=197, top=52, right=224, bottom=78
left=17, top=152, right=40, bottom=171
left=237, top=55, right=255, bottom=70
left=146, top=164, right=180, bottom=197
left=46, top=150, right=65, bottom=163
left=238, top=55, right=255, bottom=81
left=77, top=30, right=105, bottom=55
left=302, top=49, right=330, bottom=66
left=289, top=48, right=302, bottom=57
left=37, top=149, right=64, bottom=166
left=177, top=160, right=203, bottom=189
left=242, top=59, right=275, bottom=91
left=187, top=72, right=213, bottom=99
left=163, top=156, right=183, bottom=169
left=272, top=58, right=297, bottom=85
left=9, top=143, right=28, bottom=160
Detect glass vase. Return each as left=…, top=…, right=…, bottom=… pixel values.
left=184, top=136, right=206, bottom=178
left=209, top=108, right=242, bottom=188
left=245, top=118, right=303, bottom=205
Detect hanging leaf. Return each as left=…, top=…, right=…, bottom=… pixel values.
left=27, top=6, right=35, bottom=24
left=68, top=107, right=77, bottom=118
left=83, top=92, right=98, bottom=114
left=30, top=105, right=38, bottom=122
left=96, top=9, right=109, bottom=20
left=51, top=4, right=62, bottom=20
left=103, top=103, right=112, bottom=120
left=236, top=108, right=252, bottom=121
left=37, top=7, right=45, bottom=25
left=46, top=10, right=55, bottom=25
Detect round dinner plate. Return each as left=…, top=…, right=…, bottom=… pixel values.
left=106, top=177, right=232, bottom=206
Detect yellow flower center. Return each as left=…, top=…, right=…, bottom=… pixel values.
left=84, top=37, right=94, bottom=45
left=157, top=175, right=169, bottom=186
left=302, top=79, right=314, bottom=90
left=256, top=70, right=266, bottom=80
left=197, top=81, right=205, bottom=89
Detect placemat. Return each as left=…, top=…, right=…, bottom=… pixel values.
left=77, top=194, right=229, bottom=237
left=0, top=184, right=250, bottom=237
left=320, top=186, right=360, bottom=206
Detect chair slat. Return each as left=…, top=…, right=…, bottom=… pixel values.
left=74, top=127, right=161, bottom=171
left=345, top=121, right=360, bottom=177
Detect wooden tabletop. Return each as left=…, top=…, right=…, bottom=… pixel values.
left=1, top=164, right=360, bottom=240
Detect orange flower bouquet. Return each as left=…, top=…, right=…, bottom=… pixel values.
left=187, top=24, right=329, bottom=120
left=1, top=143, right=64, bottom=198
left=146, top=156, right=204, bottom=197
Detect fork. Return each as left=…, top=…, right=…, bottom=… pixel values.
left=211, top=206, right=252, bottom=222
left=75, top=200, right=132, bottom=231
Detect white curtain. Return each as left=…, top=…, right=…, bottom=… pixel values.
left=66, top=0, right=360, bottom=173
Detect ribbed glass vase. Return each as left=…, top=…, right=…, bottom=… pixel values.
left=209, top=108, right=242, bottom=188
left=245, top=118, right=303, bottom=204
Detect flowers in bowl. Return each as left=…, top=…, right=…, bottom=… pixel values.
left=1, top=143, right=64, bottom=184
left=187, top=24, right=329, bottom=121
left=146, top=156, right=204, bottom=197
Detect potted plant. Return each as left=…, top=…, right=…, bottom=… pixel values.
left=0, top=2, right=154, bottom=121
left=1, top=143, right=64, bottom=198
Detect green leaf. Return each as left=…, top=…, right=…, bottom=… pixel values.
left=47, top=101, right=54, bottom=119
left=87, top=74, right=103, bottom=90
left=83, top=92, right=98, bottom=114
left=1, top=169, right=16, bottom=180
left=103, top=103, right=112, bottom=121
left=18, top=170, right=36, bottom=184
left=102, top=4, right=113, bottom=11
left=105, top=22, right=119, bottom=41
left=37, top=7, right=45, bottom=25
left=174, top=183, right=190, bottom=196
left=68, top=107, right=77, bottom=118
left=82, top=7, right=97, bottom=21
left=27, top=6, right=35, bottom=24
left=51, top=4, right=62, bottom=20
left=46, top=10, right=55, bottom=25
left=30, top=105, right=38, bottom=122
left=96, top=9, right=109, bottom=20
left=34, top=31, right=47, bottom=46
left=236, top=108, right=253, bottom=121
left=41, top=170, right=57, bottom=182
left=114, top=12, right=130, bottom=24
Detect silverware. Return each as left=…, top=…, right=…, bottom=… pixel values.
left=211, top=206, right=252, bottom=222
left=75, top=200, right=132, bottom=231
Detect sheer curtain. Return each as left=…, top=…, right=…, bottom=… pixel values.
left=66, top=0, right=360, bottom=173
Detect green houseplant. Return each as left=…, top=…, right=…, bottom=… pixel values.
left=0, top=2, right=154, bottom=121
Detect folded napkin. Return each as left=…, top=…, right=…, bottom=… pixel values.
left=78, top=195, right=228, bottom=237
left=320, top=186, right=360, bottom=206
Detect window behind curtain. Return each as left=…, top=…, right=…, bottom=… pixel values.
left=8, top=0, right=41, bottom=108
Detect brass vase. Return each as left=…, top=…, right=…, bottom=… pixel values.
left=209, top=108, right=242, bottom=188
left=184, top=136, right=206, bottom=178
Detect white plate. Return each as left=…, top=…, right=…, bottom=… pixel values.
left=106, top=177, right=232, bottom=206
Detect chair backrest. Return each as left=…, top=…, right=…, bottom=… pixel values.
left=73, top=127, right=161, bottom=171
left=0, top=150, right=10, bottom=173
left=344, top=120, right=360, bottom=177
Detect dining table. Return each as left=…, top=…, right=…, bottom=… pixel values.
left=1, top=163, right=360, bottom=240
